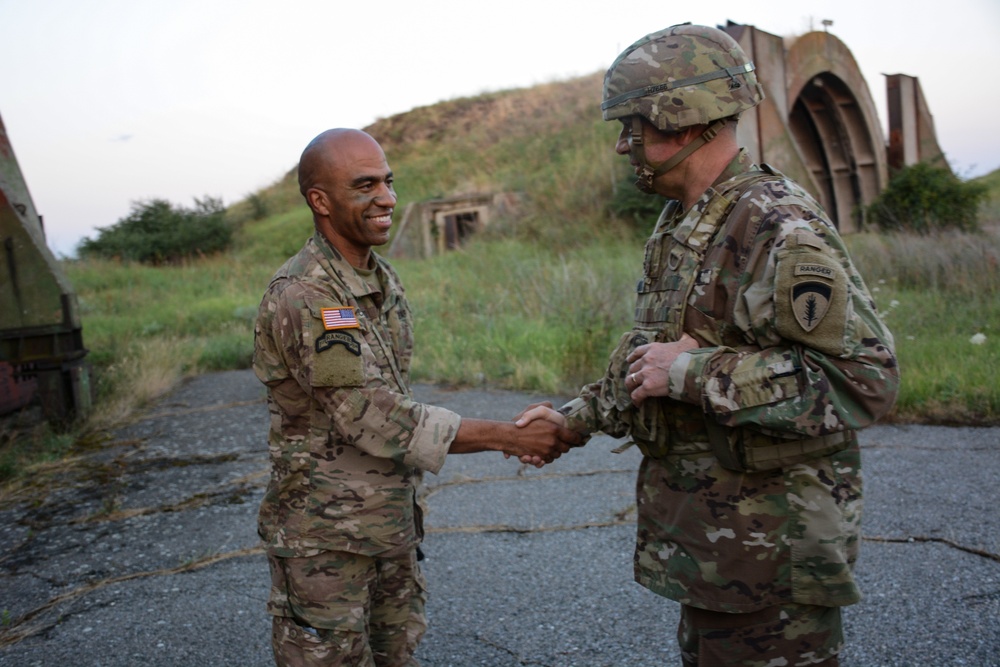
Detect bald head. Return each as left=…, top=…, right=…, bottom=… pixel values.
left=297, top=129, right=386, bottom=199
left=295, top=128, right=397, bottom=268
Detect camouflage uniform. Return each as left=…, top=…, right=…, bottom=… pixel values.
left=254, top=231, right=462, bottom=666
left=560, top=150, right=898, bottom=663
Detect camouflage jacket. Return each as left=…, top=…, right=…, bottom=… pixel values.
left=253, top=232, right=462, bottom=559
left=561, top=149, right=899, bottom=612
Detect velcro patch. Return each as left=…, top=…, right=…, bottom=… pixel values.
left=321, top=307, right=359, bottom=330
left=791, top=281, right=832, bottom=332
left=316, top=330, right=362, bottom=356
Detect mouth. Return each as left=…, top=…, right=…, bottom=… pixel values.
left=369, top=212, right=393, bottom=229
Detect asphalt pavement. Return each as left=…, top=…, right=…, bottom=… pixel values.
left=0, top=369, right=997, bottom=666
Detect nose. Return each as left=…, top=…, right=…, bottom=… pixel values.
left=374, top=183, right=397, bottom=208
left=615, top=125, right=631, bottom=156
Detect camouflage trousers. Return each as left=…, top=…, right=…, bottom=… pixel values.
left=678, top=602, right=842, bottom=666
left=267, top=549, right=427, bottom=667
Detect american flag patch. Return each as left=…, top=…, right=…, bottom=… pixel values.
left=321, top=307, right=359, bottom=330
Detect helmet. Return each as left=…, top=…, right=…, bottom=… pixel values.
left=602, top=23, right=764, bottom=132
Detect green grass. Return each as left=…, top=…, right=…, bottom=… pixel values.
left=846, top=225, right=1000, bottom=422
left=866, top=286, right=998, bottom=422
left=52, top=222, right=999, bottom=440
left=64, top=255, right=267, bottom=408
left=0, top=422, right=75, bottom=485
left=396, top=236, right=640, bottom=394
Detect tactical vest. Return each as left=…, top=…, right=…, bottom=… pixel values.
left=603, top=166, right=852, bottom=471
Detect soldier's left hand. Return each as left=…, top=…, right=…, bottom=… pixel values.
left=625, top=334, right=700, bottom=405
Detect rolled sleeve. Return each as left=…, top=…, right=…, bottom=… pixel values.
left=329, top=388, right=461, bottom=474
left=404, top=404, right=462, bottom=474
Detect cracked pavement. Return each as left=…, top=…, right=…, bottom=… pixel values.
left=0, top=369, right=997, bottom=666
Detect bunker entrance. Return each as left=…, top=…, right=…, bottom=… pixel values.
left=440, top=210, right=481, bottom=250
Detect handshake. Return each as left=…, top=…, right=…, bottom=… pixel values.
left=454, top=336, right=699, bottom=467
left=507, top=401, right=581, bottom=468
left=450, top=402, right=580, bottom=465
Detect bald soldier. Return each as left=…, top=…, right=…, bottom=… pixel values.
left=253, top=128, right=580, bottom=666
left=518, top=24, right=898, bottom=666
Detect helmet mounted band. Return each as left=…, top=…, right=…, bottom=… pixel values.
left=603, top=62, right=755, bottom=113
left=630, top=117, right=728, bottom=194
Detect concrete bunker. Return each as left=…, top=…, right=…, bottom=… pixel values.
left=387, top=192, right=522, bottom=259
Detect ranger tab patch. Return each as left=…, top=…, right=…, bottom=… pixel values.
left=315, top=330, right=362, bottom=356
left=794, top=263, right=836, bottom=279
left=791, top=281, right=832, bottom=332
left=321, top=307, right=359, bottom=330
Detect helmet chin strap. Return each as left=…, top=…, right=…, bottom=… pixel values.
left=631, top=118, right=728, bottom=194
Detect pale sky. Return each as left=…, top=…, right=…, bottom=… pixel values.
left=2, top=0, right=998, bottom=257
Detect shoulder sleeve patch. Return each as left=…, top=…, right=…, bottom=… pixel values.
left=774, top=248, right=850, bottom=356
left=302, top=307, right=366, bottom=388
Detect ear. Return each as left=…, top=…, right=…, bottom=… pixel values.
left=306, top=188, right=331, bottom=216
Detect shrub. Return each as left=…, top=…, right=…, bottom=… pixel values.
left=866, top=163, right=988, bottom=234
left=246, top=191, right=270, bottom=220
left=79, top=196, right=232, bottom=263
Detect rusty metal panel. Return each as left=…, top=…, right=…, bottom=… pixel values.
left=0, top=361, right=37, bottom=415
left=886, top=73, right=948, bottom=172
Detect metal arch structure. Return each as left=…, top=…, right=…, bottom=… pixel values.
left=726, top=22, right=947, bottom=232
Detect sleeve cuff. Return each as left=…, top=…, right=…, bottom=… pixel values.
left=667, top=347, right=718, bottom=404
left=403, top=405, right=462, bottom=474
left=558, top=397, right=594, bottom=436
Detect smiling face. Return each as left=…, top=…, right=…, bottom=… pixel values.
left=301, top=130, right=397, bottom=268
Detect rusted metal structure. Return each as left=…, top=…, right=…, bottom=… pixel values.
left=727, top=22, right=946, bottom=232
left=1, top=111, right=91, bottom=422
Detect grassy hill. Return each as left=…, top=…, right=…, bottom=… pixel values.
left=228, top=71, right=640, bottom=266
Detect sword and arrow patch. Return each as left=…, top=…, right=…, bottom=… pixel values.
left=791, top=281, right=832, bottom=332
left=774, top=233, right=851, bottom=356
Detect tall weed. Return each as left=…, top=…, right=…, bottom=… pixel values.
left=846, top=225, right=1000, bottom=294
left=397, top=237, right=639, bottom=394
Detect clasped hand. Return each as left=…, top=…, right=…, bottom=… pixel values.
left=510, top=402, right=579, bottom=467
left=502, top=408, right=580, bottom=467
left=624, top=333, right=699, bottom=405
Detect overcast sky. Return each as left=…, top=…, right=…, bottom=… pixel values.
left=2, top=0, right=998, bottom=257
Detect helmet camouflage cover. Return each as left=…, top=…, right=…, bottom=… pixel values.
left=602, top=23, right=765, bottom=132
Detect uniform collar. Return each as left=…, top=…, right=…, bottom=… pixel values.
left=309, top=231, right=383, bottom=302
left=711, top=147, right=756, bottom=188
left=669, top=149, right=757, bottom=250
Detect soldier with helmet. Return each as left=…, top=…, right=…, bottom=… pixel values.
left=519, top=23, right=898, bottom=665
